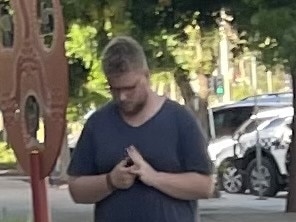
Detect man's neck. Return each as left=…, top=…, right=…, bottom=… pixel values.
left=121, top=92, right=165, bottom=127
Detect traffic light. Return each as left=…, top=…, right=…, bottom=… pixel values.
left=207, top=76, right=216, bottom=92
left=207, top=75, right=224, bottom=95
left=215, top=76, right=224, bottom=95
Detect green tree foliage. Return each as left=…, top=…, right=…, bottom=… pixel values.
left=61, top=0, right=225, bottom=122
left=65, top=23, right=110, bottom=121
left=225, top=0, right=296, bottom=212
left=61, top=0, right=136, bottom=121
left=0, top=142, right=16, bottom=166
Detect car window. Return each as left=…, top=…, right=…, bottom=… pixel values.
left=243, top=118, right=271, bottom=133
left=264, top=116, right=292, bottom=129
left=213, top=111, right=227, bottom=137
left=243, top=121, right=257, bottom=133
left=213, top=106, right=254, bottom=137
left=264, top=118, right=285, bottom=129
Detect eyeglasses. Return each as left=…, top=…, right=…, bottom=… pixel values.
left=107, top=77, right=143, bottom=95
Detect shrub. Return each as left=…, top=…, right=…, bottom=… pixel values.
left=0, top=142, right=16, bottom=168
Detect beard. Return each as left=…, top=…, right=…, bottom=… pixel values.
left=118, top=100, right=146, bottom=116
left=119, top=102, right=145, bottom=116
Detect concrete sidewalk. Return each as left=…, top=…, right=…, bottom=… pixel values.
left=202, top=213, right=296, bottom=222
left=200, top=191, right=296, bottom=221
left=1, top=176, right=296, bottom=222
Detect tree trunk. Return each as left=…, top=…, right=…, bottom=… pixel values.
left=287, top=66, right=296, bottom=212
left=197, top=74, right=210, bottom=139
left=173, top=69, right=210, bottom=140
left=58, top=133, right=71, bottom=182
left=174, top=69, right=220, bottom=198
left=48, top=133, right=70, bottom=186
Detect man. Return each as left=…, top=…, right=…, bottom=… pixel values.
left=67, top=36, right=213, bottom=222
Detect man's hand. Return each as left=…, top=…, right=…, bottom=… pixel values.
left=127, top=146, right=158, bottom=187
left=109, top=159, right=137, bottom=190
left=126, top=146, right=214, bottom=200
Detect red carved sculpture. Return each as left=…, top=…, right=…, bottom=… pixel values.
left=0, top=0, right=68, bottom=178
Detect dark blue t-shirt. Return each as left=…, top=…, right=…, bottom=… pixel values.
left=68, top=99, right=212, bottom=222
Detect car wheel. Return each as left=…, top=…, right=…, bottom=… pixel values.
left=219, top=160, right=246, bottom=194
left=247, top=157, right=279, bottom=197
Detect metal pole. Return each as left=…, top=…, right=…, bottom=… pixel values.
left=219, top=29, right=230, bottom=103
left=251, top=56, right=257, bottom=91
left=267, top=70, right=273, bottom=93
left=30, top=151, right=50, bottom=222
left=254, top=108, right=264, bottom=199
left=208, top=108, right=216, bottom=139
left=218, top=9, right=230, bottom=103
left=251, top=56, right=265, bottom=200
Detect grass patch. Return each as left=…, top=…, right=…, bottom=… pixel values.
left=0, top=142, right=17, bottom=169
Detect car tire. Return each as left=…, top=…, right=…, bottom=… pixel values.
left=219, top=160, right=246, bottom=194
left=247, top=157, right=279, bottom=197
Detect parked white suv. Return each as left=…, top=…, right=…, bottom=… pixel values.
left=208, top=106, right=292, bottom=195
left=233, top=107, right=292, bottom=196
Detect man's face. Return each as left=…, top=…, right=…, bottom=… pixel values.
left=107, top=70, right=149, bottom=116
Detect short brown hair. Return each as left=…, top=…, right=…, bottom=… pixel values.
left=101, top=36, right=148, bottom=76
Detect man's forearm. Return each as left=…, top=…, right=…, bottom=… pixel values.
left=68, top=174, right=112, bottom=204
left=151, top=172, right=214, bottom=200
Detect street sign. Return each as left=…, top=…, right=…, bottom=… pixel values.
left=0, top=1, right=68, bottom=222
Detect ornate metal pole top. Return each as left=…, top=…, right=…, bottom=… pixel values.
left=0, top=0, right=68, bottom=178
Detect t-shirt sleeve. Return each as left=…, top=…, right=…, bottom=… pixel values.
left=178, top=108, right=213, bottom=175
left=67, top=120, right=97, bottom=176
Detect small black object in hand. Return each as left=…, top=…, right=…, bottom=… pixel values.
left=125, top=157, right=134, bottom=167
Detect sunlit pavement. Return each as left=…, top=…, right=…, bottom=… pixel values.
left=1, top=176, right=296, bottom=222
left=200, top=191, right=287, bottom=214
left=0, top=176, right=92, bottom=222
left=199, top=191, right=296, bottom=221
